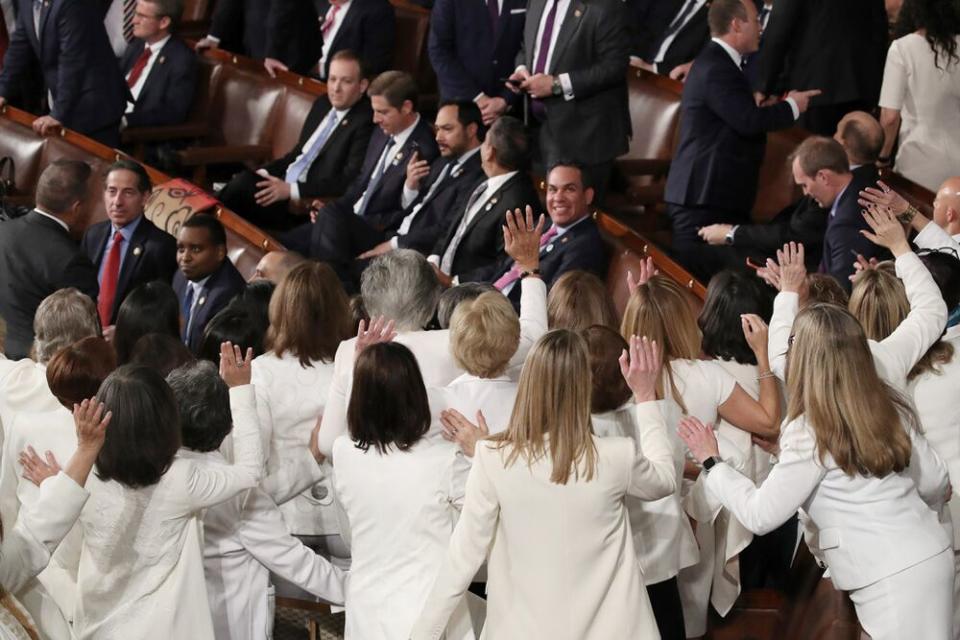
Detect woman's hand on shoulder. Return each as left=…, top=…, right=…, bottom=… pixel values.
left=440, top=409, right=489, bottom=458
left=677, top=416, right=720, bottom=464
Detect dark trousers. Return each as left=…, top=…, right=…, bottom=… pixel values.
left=84, top=121, right=121, bottom=149
left=798, top=100, right=872, bottom=137
left=647, top=576, right=686, bottom=640
left=667, top=204, right=750, bottom=282
left=218, top=169, right=305, bottom=231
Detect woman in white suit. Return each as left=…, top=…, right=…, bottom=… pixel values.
left=332, top=342, right=473, bottom=640
left=251, top=262, right=353, bottom=566
left=411, top=330, right=677, bottom=640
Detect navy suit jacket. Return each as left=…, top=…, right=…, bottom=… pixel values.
left=326, top=118, right=440, bottom=232
left=665, top=41, right=796, bottom=215
left=428, top=0, right=526, bottom=102
left=209, top=0, right=272, bottom=59
left=173, top=258, right=247, bottom=354
left=121, top=37, right=198, bottom=128
left=647, top=3, right=710, bottom=77
left=821, top=165, right=884, bottom=290
left=80, top=216, right=178, bottom=325
left=0, top=0, right=126, bottom=136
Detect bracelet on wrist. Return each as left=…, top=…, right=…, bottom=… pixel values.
left=519, top=268, right=541, bottom=279
left=896, top=204, right=920, bottom=225
left=756, top=371, right=776, bottom=381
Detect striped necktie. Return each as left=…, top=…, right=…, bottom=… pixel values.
left=122, top=0, right=136, bottom=42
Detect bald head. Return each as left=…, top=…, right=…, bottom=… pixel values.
left=933, top=177, right=960, bottom=235
left=834, top=111, right=884, bottom=166
left=251, top=250, right=306, bottom=284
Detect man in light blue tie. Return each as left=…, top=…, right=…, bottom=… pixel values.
left=217, top=50, right=375, bottom=230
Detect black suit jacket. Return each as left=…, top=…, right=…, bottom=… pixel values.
left=0, top=0, right=126, bottom=136
left=754, top=0, right=887, bottom=105
left=665, top=41, right=796, bottom=215
left=80, top=216, right=178, bottom=325
left=267, top=0, right=396, bottom=77
left=428, top=0, right=526, bottom=102
left=396, top=150, right=486, bottom=253
left=326, top=118, right=440, bottom=231
left=0, top=211, right=99, bottom=359
left=264, top=96, right=375, bottom=199
left=209, top=0, right=272, bottom=59
left=121, top=37, right=198, bottom=128
left=821, top=165, right=883, bottom=289
left=732, top=195, right=828, bottom=270
left=172, top=258, right=246, bottom=353
left=494, top=215, right=608, bottom=307
left=516, top=0, right=631, bottom=165
left=647, top=3, right=710, bottom=77
left=434, top=172, right=542, bottom=282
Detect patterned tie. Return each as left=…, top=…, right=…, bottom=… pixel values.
left=661, top=0, right=699, bottom=42
left=97, top=231, right=124, bottom=327
left=122, top=0, right=137, bottom=42
left=493, top=225, right=558, bottom=290
left=126, top=45, right=152, bottom=88
left=285, top=109, right=340, bottom=183
left=321, top=2, right=341, bottom=38
left=356, top=136, right=396, bottom=217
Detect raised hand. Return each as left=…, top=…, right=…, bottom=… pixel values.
left=756, top=258, right=782, bottom=291
left=219, top=341, right=253, bottom=388
left=627, top=257, right=658, bottom=295
left=503, top=206, right=546, bottom=273
left=741, top=314, right=769, bottom=359
left=858, top=180, right=910, bottom=217
left=677, top=416, right=720, bottom=464
left=776, top=242, right=807, bottom=294
left=618, top=335, right=661, bottom=403
left=440, top=409, right=489, bottom=458
left=404, top=151, right=430, bottom=190
left=861, top=203, right=911, bottom=256
left=355, top=316, right=397, bottom=353
left=19, top=446, right=61, bottom=487
left=850, top=253, right=880, bottom=281
left=73, top=398, right=112, bottom=452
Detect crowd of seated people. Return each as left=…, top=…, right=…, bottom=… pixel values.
left=2, top=0, right=960, bottom=638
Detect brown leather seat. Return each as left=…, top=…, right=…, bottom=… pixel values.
left=391, top=0, right=438, bottom=107
left=753, top=128, right=807, bottom=224
left=879, top=168, right=935, bottom=218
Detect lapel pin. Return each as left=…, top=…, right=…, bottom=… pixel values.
left=574, top=8, right=582, bottom=17
left=198, top=296, right=206, bottom=307
left=392, top=151, right=404, bottom=166
left=158, top=56, right=166, bottom=65
left=561, top=236, right=570, bottom=244
left=341, top=118, right=349, bottom=126
left=545, top=244, right=555, bottom=252
left=132, top=246, right=142, bottom=256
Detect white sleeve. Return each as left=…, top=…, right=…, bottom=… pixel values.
left=0, top=472, right=88, bottom=594
left=237, top=488, right=347, bottom=605
left=260, top=448, right=326, bottom=506
left=768, top=291, right=800, bottom=381
left=401, top=185, right=420, bottom=209
left=625, top=401, right=679, bottom=501
left=873, top=253, right=948, bottom=386
left=914, top=222, right=960, bottom=253
left=181, top=385, right=265, bottom=511
left=506, top=277, right=548, bottom=374
left=906, top=427, right=950, bottom=511
left=317, top=340, right=355, bottom=458
left=705, top=420, right=825, bottom=536
left=878, top=40, right=906, bottom=111
left=250, top=364, right=274, bottom=464
left=705, top=361, right=737, bottom=407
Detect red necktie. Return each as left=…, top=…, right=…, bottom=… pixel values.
left=127, top=45, right=152, bottom=88
left=98, top=231, right=124, bottom=327
left=321, top=3, right=341, bottom=37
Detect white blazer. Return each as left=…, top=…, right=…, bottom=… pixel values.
left=914, top=220, right=960, bottom=254
left=251, top=352, right=339, bottom=536
left=318, top=278, right=548, bottom=457
left=411, top=402, right=676, bottom=640
left=193, top=448, right=347, bottom=640
left=705, top=416, right=950, bottom=591
left=591, top=399, right=699, bottom=585
left=909, top=326, right=960, bottom=549
left=0, top=406, right=80, bottom=640
left=769, top=252, right=948, bottom=391
left=332, top=435, right=474, bottom=640
left=72, top=385, right=264, bottom=640
left=0, top=361, right=59, bottom=433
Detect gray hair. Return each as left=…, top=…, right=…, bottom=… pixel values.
left=360, top=250, right=440, bottom=331
left=165, top=360, right=232, bottom=452
left=437, top=282, right=497, bottom=329
left=487, top=116, right=529, bottom=171
left=33, top=289, right=99, bottom=364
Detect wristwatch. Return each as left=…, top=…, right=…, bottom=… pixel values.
left=724, top=225, right=739, bottom=245
left=702, top=456, right=722, bottom=473
left=551, top=77, right=563, bottom=96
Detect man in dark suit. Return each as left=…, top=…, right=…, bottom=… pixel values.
left=195, top=0, right=272, bottom=60
left=290, top=71, right=439, bottom=278
left=636, top=0, right=710, bottom=78
left=172, top=214, right=246, bottom=353
left=81, top=159, right=177, bottom=331
left=664, top=0, right=819, bottom=280
left=490, top=162, right=607, bottom=308
left=263, top=0, right=395, bottom=80
left=627, top=0, right=685, bottom=62
left=0, top=161, right=98, bottom=359
left=754, top=0, right=888, bottom=136
left=0, top=0, right=127, bottom=147
left=507, top=0, right=631, bottom=204
left=120, top=0, right=197, bottom=129
left=217, top=50, right=375, bottom=230
left=427, top=0, right=526, bottom=124
left=790, top=136, right=882, bottom=289
left=697, top=110, right=884, bottom=272
left=428, top=115, right=541, bottom=285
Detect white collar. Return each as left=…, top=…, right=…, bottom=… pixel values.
left=455, top=145, right=481, bottom=167
left=143, top=35, right=172, bottom=54
left=711, top=37, right=743, bottom=69
left=550, top=213, right=589, bottom=239
left=33, top=208, right=70, bottom=233
left=482, top=170, right=518, bottom=196
left=388, top=114, right=421, bottom=151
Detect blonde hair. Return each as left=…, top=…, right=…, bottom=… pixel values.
left=786, top=304, right=913, bottom=476
left=619, top=275, right=701, bottom=413
left=547, top=270, right=618, bottom=331
left=449, top=292, right=520, bottom=378
left=848, top=262, right=908, bottom=341
left=489, top=330, right=597, bottom=485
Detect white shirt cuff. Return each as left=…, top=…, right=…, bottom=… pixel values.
left=474, top=92, right=488, bottom=103
left=390, top=236, right=400, bottom=249
left=289, top=181, right=301, bottom=201
left=401, top=185, right=419, bottom=209
left=559, top=73, right=574, bottom=101
left=515, top=65, right=528, bottom=74
left=452, top=276, right=460, bottom=286
left=785, top=97, right=800, bottom=120
left=205, top=34, right=221, bottom=44
left=427, top=255, right=440, bottom=267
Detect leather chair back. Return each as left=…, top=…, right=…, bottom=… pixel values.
left=391, top=1, right=437, bottom=101
left=623, top=69, right=682, bottom=164
left=753, top=128, right=806, bottom=224
left=209, top=66, right=285, bottom=147
left=180, top=0, right=213, bottom=21
left=272, top=89, right=318, bottom=160
left=0, top=119, right=44, bottom=195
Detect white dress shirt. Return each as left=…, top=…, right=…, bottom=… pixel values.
left=515, top=0, right=575, bottom=100
left=353, top=115, right=421, bottom=214
left=103, top=0, right=128, bottom=58
left=126, top=36, right=171, bottom=107
left=288, top=107, right=349, bottom=201
left=0, top=0, right=15, bottom=36
left=318, top=0, right=352, bottom=79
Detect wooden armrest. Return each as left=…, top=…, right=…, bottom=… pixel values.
left=122, top=122, right=209, bottom=144
left=616, top=158, right=672, bottom=177
left=178, top=144, right=272, bottom=167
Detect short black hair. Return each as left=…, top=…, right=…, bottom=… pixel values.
left=167, top=360, right=232, bottom=453
left=347, top=343, right=430, bottom=454
left=113, top=281, right=181, bottom=364
left=708, top=0, right=750, bottom=37
left=106, top=158, right=152, bottom=193
left=181, top=214, right=227, bottom=247
left=486, top=116, right=529, bottom=172
left=198, top=306, right=265, bottom=364
left=35, top=160, right=91, bottom=214
left=95, top=365, right=181, bottom=488
left=547, top=160, right=591, bottom=189
left=128, top=333, right=195, bottom=378
left=919, top=251, right=960, bottom=311
left=699, top=270, right=774, bottom=365
left=438, top=99, right=485, bottom=140
left=436, top=282, right=497, bottom=329
left=229, top=280, right=275, bottom=338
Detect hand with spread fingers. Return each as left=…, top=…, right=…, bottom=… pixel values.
left=618, top=335, right=661, bottom=403
left=776, top=242, right=807, bottom=294
left=858, top=180, right=910, bottom=218
left=741, top=314, right=769, bottom=361
left=626, top=257, right=658, bottom=295
left=19, top=446, right=61, bottom=487
left=21, top=398, right=114, bottom=488
left=220, top=341, right=254, bottom=388
left=860, top=203, right=911, bottom=256
left=355, top=316, right=397, bottom=353
left=677, top=416, right=720, bottom=464
left=503, top=205, right=545, bottom=275
left=440, top=409, right=489, bottom=458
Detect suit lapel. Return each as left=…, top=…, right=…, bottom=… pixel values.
left=549, top=0, right=587, bottom=72
left=328, top=0, right=354, bottom=53
left=463, top=174, right=513, bottom=238
left=113, top=218, right=152, bottom=311
left=136, top=41, right=169, bottom=107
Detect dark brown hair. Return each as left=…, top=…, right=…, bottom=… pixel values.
left=347, top=343, right=430, bottom=454
left=367, top=70, right=418, bottom=110
left=791, top=136, right=850, bottom=178
left=582, top=325, right=632, bottom=414
left=46, top=337, right=117, bottom=410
